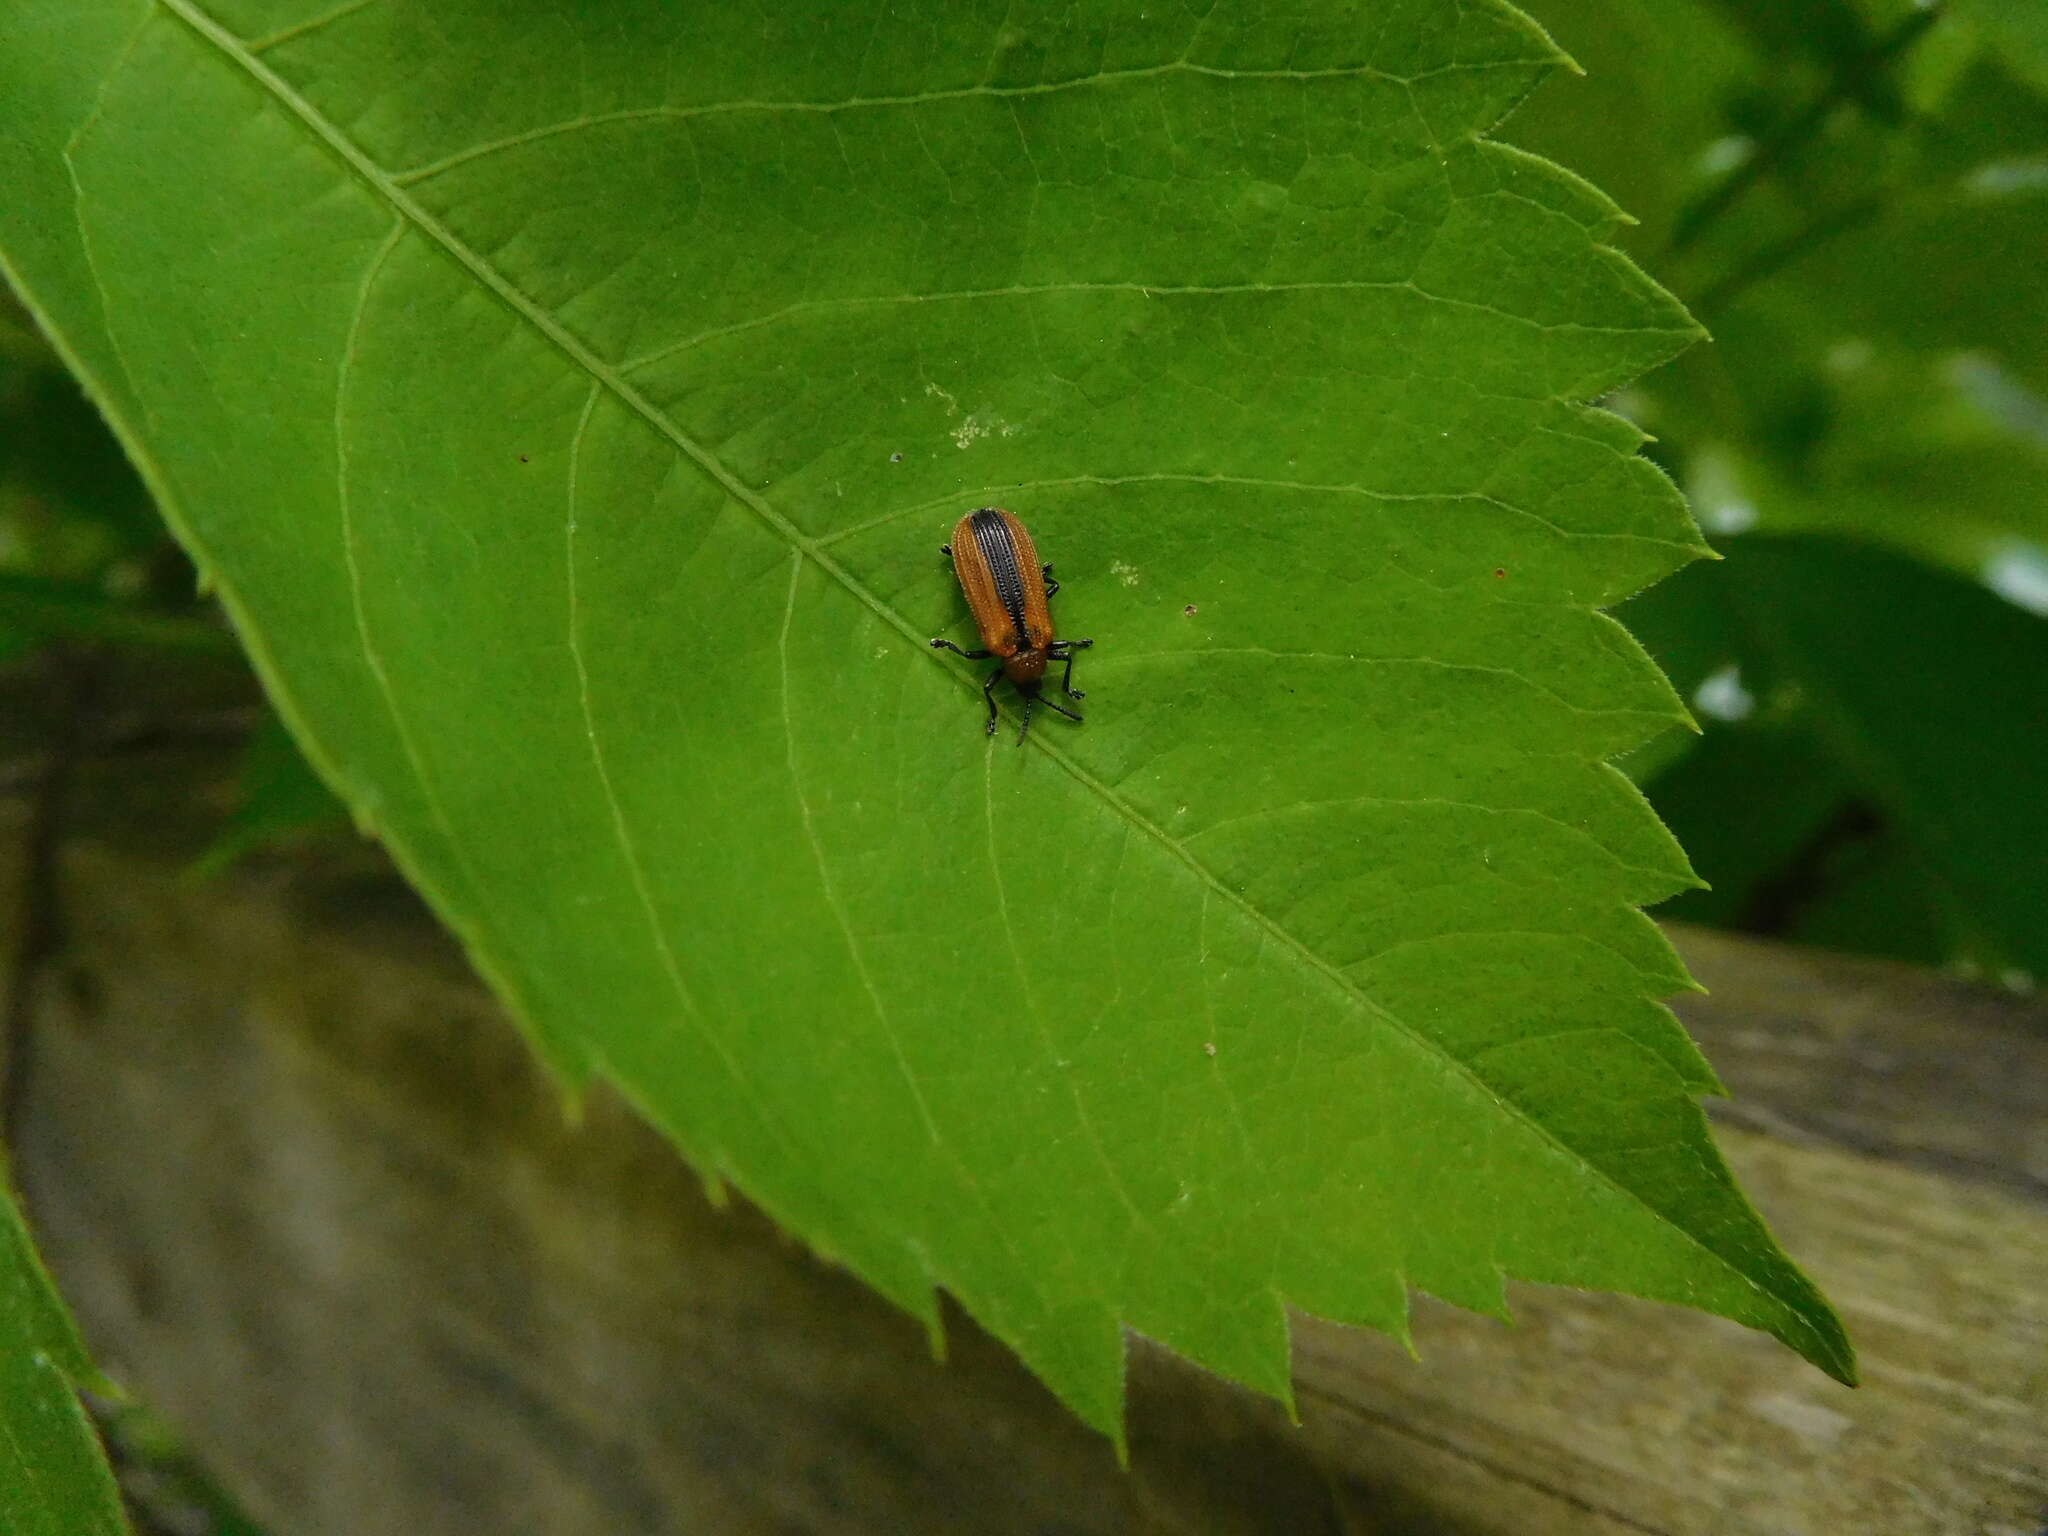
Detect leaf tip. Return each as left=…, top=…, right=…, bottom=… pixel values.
left=1381, top=1275, right=1423, bottom=1360
left=1783, top=1262, right=1859, bottom=1387
left=1758, top=1252, right=1858, bottom=1388
left=1807, top=1313, right=1860, bottom=1388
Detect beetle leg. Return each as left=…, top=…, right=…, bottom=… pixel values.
left=939, top=544, right=952, bottom=558
left=1037, top=695, right=1084, bottom=724
left=1041, top=564, right=1059, bottom=599
left=982, top=666, right=1004, bottom=735
left=1053, top=637, right=1093, bottom=698
left=931, top=638, right=994, bottom=659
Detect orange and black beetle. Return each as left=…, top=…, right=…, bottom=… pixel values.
left=931, top=507, right=1093, bottom=741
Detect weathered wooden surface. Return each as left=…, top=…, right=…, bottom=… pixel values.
left=4, top=736, right=2045, bottom=1536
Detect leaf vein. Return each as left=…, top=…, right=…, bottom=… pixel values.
left=1184, top=791, right=1677, bottom=885
left=563, top=384, right=776, bottom=1157
left=334, top=225, right=515, bottom=962
left=388, top=56, right=1546, bottom=185
left=1111, top=645, right=1674, bottom=722
left=618, top=279, right=1693, bottom=376
left=815, top=473, right=1700, bottom=557
left=778, top=555, right=942, bottom=1145
left=982, top=750, right=1151, bottom=1252
left=244, top=0, right=380, bottom=55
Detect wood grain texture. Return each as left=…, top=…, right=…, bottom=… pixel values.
left=3, top=740, right=2044, bottom=1536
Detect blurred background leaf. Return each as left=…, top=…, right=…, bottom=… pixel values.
left=1517, top=0, right=2048, bottom=981
left=194, top=717, right=349, bottom=879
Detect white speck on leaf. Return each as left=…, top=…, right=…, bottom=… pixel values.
left=1111, top=559, right=1141, bottom=587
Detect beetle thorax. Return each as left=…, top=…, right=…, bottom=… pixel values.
left=1003, top=648, right=1049, bottom=685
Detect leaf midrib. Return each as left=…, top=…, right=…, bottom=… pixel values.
left=156, top=0, right=1828, bottom=1364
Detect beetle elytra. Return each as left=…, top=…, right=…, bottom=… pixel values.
left=930, top=507, right=1093, bottom=742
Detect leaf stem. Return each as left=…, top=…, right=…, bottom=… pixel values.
left=1665, top=5, right=1943, bottom=256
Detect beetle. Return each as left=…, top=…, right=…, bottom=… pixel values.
left=930, top=507, right=1093, bottom=742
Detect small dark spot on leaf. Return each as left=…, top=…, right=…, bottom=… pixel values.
left=517, top=454, right=530, bottom=463
left=1492, top=568, right=1507, bottom=578
left=889, top=451, right=904, bottom=463
left=1182, top=603, right=1198, bottom=616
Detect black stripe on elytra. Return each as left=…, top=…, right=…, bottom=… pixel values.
left=969, top=509, right=1030, bottom=635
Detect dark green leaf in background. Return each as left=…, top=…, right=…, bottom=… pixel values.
left=194, top=715, right=350, bottom=878
left=0, top=0, right=1854, bottom=1436
left=1, top=296, right=157, bottom=584
left=1696, top=537, right=2048, bottom=978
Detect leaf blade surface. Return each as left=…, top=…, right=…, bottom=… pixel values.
left=0, top=0, right=1852, bottom=1433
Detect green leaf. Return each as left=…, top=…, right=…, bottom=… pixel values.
left=1715, top=50, right=2048, bottom=392
left=1642, top=535, right=2048, bottom=978
left=0, top=0, right=1853, bottom=1434
left=0, top=573, right=238, bottom=657
left=194, top=713, right=351, bottom=876
left=1674, top=343, right=2048, bottom=571
left=1707, top=536, right=2048, bottom=977
left=1504, top=0, right=1757, bottom=250
left=1516, top=2, right=2048, bottom=572
left=1786, top=829, right=1963, bottom=969
left=0, top=1178, right=131, bottom=1536
left=1956, top=0, right=2048, bottom=91
left=1642, top=720, right=1857, bottom=929
left=1, top=306, right=160, bottom=582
